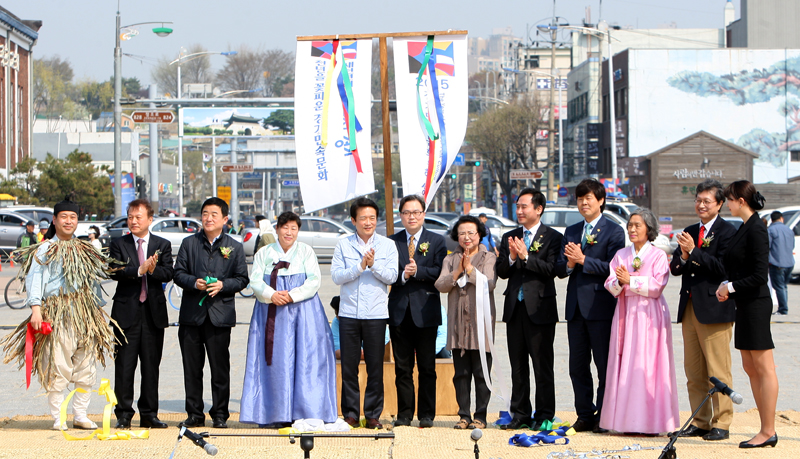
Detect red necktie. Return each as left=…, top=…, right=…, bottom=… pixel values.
left=698, top=225, right=705, bottom=246
left=265, top=260, right=290, bottom=365
left=137, top=239, right=147, bottom=303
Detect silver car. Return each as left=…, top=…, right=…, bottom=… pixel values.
left=0, top=210, right=32, bottom=255
left=149, top=217, right=243, bottom=256
left=274, top=216, right=352, bottom=261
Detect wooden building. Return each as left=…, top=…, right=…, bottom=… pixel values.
left=634, top=131, right=757, bottom=230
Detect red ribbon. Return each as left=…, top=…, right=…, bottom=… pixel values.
left=26, top=322, right=52, bottom=389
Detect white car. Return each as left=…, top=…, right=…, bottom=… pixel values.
left=149, top=217, right=243, bottom=256
left=783, top=213, right=800, bottom=276
left=274, top=216, right=352, bottom=261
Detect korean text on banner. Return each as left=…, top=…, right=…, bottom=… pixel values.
left=393, top=35, right=468, bottom=207
left=295, top=38, right=375, bottom=213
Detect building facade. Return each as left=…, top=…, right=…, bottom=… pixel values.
left=0, top=7, right=40, bottom=177
left=727, top=0, right=800, bottom=48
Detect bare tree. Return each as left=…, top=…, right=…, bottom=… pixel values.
left=466, top=98, right=540, bottom=217
left=215, top=46, right=266, bottom=98
left=151, top=44, right=212, bottom=97
left=32, top=56, right=75, bottom=130
left=262, top=49, right=295, bottom=97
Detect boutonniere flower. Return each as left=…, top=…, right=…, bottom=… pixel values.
left=529, top=235, right=545, bottom=252
left=632, top=256, right=642, bottom=272
left=220, top=246, right=233, bottom=259
left=701, top=233, right=714, bottom=248
left=585, top=234, right=598, bottom=245
left=418, top=242, right=430, bottom=256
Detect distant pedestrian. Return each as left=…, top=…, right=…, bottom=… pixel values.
left=37, top=221, right=49, bottom=242
left=768, top=211, right=794, bottom=315
left=16, top=221, right=37, bottom=248
left=478, top=213, right=498, bottom=256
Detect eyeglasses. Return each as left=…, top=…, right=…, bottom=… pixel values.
left=694, top=199, right=717, bottom=207
left=400, top=210, right=424, bottom=217
left=458, top=230, right=478, bottom=238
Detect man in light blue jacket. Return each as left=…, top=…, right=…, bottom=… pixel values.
left=332, top=197, right=398, bottom=429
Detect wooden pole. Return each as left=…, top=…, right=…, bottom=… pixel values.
left=379, top=37, right=394, bottom=235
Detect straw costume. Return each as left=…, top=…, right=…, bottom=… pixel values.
left=0, top=199, right=122, bottom=430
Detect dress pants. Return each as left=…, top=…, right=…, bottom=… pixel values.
left=389, top=309, right=438, bottom=421
left=682, top=300, right=734, bottom=430
left=339, top=317, right=386, bottom=420
left=452, top=349, right=492, bottom=423
left=567, top=308, right=612, bottom=422
left=507, top=301, right=556, bottom=422
left=113, top=302, right=165, bottom=419
left=178, top=316, right=232, bottom=421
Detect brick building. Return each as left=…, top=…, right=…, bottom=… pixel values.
left=0, top=7, right=40, bottom=176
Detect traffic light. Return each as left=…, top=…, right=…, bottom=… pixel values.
left=464, top=160, right=481, bottom=167
left=135, top=177, right=147, bottom=198
left=451, top=173, right=457, bottom=179
left=474, top=160, right=481, bottom=167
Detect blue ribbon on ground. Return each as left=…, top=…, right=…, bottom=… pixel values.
left=509, top=427, right=572, bottom=447
left=495, top=411, right=513, bottom=426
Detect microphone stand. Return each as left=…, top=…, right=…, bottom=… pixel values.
left=659, top=387, right=719, bottom=459
left=474, top=442, right=479, bottom=459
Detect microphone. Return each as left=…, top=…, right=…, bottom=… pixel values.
left=710, top=377, right=743, bottom=405
left=471, top=428, right=482, bottom=459
left=181, top=427, right=219, bottom=456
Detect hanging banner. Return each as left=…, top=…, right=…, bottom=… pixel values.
left=295, top=38, right=375, bottom=213
left=393, top=34, right=468, bottom=207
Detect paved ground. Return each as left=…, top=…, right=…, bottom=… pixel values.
left=0, top=261, right=798, bottom=457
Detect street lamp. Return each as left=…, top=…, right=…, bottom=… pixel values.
left=114, top=9, right=173, bottom=217
left=564, top=24, right=621, bottom=192
left=169, top=50, right=237, bottom=216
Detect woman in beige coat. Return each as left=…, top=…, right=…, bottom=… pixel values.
left=435, top=215, right=497, bottom=430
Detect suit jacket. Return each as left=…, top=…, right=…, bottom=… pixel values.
left=670, top=217, right=737, bottom=324
left=555, top=215, right=625, bottom=321
left=723, top=213, right=771, bottom=301
left=173, top=231, right=250, bottom=327
left=109, top=233, right=174, bottom=330
left=387, top=228, right=447, bottom=328
left=496, top=224, right=561, bottom=324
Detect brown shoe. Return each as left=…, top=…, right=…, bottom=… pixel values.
left=453, top=418, right=470, bottom=430
left=572, top=418, right=594, bottom=432
left=366, top=418, right=383, bottom=429
left=343, top=416, right=359, bottom=428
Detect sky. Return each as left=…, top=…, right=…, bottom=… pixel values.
left=7, top=0, right=739, bottom=86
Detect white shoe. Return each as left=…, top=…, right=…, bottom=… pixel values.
left=73, top=418, right=98, bottom=430
left=52, top=420, right=67, bottom=431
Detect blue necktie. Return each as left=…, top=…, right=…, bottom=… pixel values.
left=581, top=223, right=593, bottom=249
left=517, top=230, right=532, bottom=301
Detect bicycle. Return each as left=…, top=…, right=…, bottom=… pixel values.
left=165, top=279, right=253, bottom=310
left=4, top=276, right=27, bottom=309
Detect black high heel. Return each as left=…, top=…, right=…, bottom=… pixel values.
left=739, top=433, right=778, bottom=448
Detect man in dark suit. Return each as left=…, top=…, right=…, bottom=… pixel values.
left=388, top=195, right=447, bottom=428
left=497, top=188, right=562, bottom=431
left=670, top=179, right=737, bottom=441
left=109, top=199, right=173, bottom=429
left=555, top=179, right=625, bottom=433
left=174, top=197, right=250, bottom=429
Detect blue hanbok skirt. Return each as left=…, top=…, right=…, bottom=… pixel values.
left=240, top=273, right=337, bottom=424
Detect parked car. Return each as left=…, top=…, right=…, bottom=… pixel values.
left=428, top=211, right=460, bottom=222
left=759, top=206, right=800, bottom=227
left=3, top=206, right=54, bottom=225
left=785, top=212, right=800, bottom=276
left=377, top=214, right=459, bottom=253
left=478, top=214, right=520, bottom=239
left=604, top=201, right=639, bottom=221
left=0, top=210, right=32, bottom=257
left=541, top=205, right=636, bottom=247
left=274, top=216, right=352, bottom=261
left=104, top=216, right=130, bottom=240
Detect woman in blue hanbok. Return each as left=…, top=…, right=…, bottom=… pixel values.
left=240, top=212, right=337, bottom=427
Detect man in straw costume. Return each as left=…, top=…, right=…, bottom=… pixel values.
left=1, top=198, right=121, bottom=430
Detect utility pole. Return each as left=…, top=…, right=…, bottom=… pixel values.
left=149, top=83, right=159, bottom=210
left=547, top=18, right=557, bottom=201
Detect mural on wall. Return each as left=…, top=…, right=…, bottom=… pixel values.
left=627, top=49, right=800, bottom=184
left=667, top=56, right=800, bottom=170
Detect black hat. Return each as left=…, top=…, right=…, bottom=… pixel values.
left=26, top=220, right=35, bottom=227
left=54, top=196, right=80, bottom=216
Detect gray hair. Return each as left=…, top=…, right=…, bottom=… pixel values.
left=629, top=207, right=660, bottom=242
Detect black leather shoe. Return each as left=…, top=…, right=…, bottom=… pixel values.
left=572, top=418, right=594, bottom=432
left=674, top=425, right=710, bottom=438
left=500, top=418, right=530, bottom=430
left=393, top=418, right=411, bottom=427
left=140, top=416, right=168, bottom=429
left=703, top=428, right=729, bottom=441
left=212, top=418, right=228, bottom=428
left=178, top=416, right=205, bottom=428
left=592, top=421, right=609, bottom=434
left=418, top=418, right=434, bottom=428
left=115, top=417, right=131, bottom=429
left=531, top=419, right=550, bottom=431
left=739, top=433, right=778, bottom=448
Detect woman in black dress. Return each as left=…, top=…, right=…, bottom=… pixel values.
left=715, top=180, right=778, bottom=448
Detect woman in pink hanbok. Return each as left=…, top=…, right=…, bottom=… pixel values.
left=600, top=208, right=679, bottom=435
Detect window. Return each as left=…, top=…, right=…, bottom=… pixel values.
left=183, top=220, right=201, bottom=233
left=524, top=56, right=539, bottom=69
left=423, top=218, right=449, bottom=231
left=317, top=222, right=341, bottom=233
left=154, top=220, right=182, bottom=233
left=0, top=214, right=25, bottom=226
left=791, top=150, right=800, bottom=162
left=539, top=212, right=559, bottom=227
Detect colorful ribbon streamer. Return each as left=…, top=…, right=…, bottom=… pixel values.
left=59, top=379, right=150, bottom=441
left=25, top=322, right=52, bottom=389
left=321, top=40, right=363, bottom=173
left=508, top=427, right=575, bottom=447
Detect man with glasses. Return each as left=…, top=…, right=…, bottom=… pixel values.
left=497, top=188, right=562, bottom=430
left=387, top=195, right=447, bottom=428
left=332, top=197, right=398, bottom=429
left=670, top=179, right=737, bottom=441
